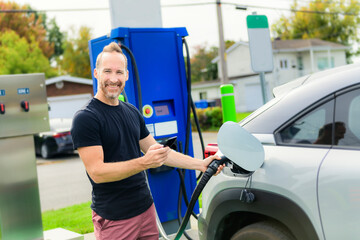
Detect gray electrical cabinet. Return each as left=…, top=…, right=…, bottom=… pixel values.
left=0, top=74, right=49, bottom=240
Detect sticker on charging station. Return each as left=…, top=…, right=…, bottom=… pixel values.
left=17, top=88, right=30, bottom=95
left=143, top=104, right=153, bottom=118
left=0, top=90, right=5, bottom=96
left=154, top=121, right=178, bottom=137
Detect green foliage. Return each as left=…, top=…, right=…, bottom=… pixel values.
left=0, top=1, right=55, bottom=59
left=59, top=26, right=92, bottom=78
left=191, top=107, right=223, bottom=131
left=42, top=201, right=93, bottom=234
left=271, top=0, right=360, bottom=60
left=46, top=18, right=65, bottom=59
left=0, top=30, right=57, bottom=77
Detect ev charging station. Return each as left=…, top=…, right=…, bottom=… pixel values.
left=88, top=27, right=199, bottom=233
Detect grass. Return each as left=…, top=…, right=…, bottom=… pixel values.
left=42, top=201, right=93, bottom=234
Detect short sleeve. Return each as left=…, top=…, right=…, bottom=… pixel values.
left=71, top=110, right=102, bottom=149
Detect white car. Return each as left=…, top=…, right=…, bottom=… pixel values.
left=198, top=63, right=360, bottom=240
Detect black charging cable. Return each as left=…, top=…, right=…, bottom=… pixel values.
left=174, top=156, right=230, bottom=240
left=119, top=43, right=143, bottom=111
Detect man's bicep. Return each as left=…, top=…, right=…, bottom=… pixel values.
left=78, top=145, right=104, bottom=172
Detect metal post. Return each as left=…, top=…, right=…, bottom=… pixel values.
left=216, top=0, right=229, bottom=84
left=259, top=72, right=268, bottom=104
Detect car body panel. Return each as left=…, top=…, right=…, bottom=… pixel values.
left=199, top=64, right=360, bottom=240
left=318, top=148, right=360, bottom=239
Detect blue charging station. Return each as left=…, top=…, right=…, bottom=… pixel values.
left=88, top=27, right=199, bottom=233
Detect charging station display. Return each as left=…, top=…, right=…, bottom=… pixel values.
left=89, top=27, right=199, bottom=232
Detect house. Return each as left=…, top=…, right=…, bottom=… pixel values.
left=46, top=75, right=94, bottom=119
left=191, top=39, right=349, bottom=112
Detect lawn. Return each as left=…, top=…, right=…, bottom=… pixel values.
left=42, top=201, right=93, bottom=234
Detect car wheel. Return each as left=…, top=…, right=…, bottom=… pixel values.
left=41, top=143, right=51, bottom=159
left=230, top=221, right=295, bottom=240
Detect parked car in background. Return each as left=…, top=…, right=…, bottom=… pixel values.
left=34, top=118, right=74, bottom=159
left=199, top=63, right=360, bottom=240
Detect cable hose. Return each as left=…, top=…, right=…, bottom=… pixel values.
left=183, top=38, right=192, bottom=156
left=173, top=166, right=216, bottom=240
left=177, top=181, right=193, bottom=240
left=177, top=169, right=198, bottom=220
left=119, top=43, right=143, bottom=111
left=182, top=38, right=206, bottom=181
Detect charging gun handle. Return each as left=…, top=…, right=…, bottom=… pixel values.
left=206, top=155, right=229, bottom=175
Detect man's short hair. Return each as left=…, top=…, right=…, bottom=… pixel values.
left=95, top=42, right=128, bottom=70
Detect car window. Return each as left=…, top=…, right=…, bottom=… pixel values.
left=335, top=88, right=360, bottom=148
left=277, top=100, right=334, bottom=145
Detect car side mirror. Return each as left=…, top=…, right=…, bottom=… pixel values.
left=217, top=121, right=264, bottom=172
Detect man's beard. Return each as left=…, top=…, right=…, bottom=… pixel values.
left=100, top=81, right=124, bottom=100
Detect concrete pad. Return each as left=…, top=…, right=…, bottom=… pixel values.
left=44, top=228, right=84, bottom=240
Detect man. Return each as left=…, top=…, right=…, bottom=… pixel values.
left=71, top=42, right=224, bottom=240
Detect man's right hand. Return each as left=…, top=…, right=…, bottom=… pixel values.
left=142, top=144, right=170, bottom=169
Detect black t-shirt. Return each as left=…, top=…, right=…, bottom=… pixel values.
left=71, top=98, right=152, bottom=220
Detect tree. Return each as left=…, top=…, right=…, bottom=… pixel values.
left=190, top=40, right=235, bottom=82
left=60, top=26, right=92, bottom=79
left=0, top=1, right=55, bottom=59
left=272, top=0, right=360, bottom=60
left=0, top=30, right=56, bottom=77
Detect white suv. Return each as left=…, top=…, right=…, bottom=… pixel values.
left=198, top=64, right=360, bottom=240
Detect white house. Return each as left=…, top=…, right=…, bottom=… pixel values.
left=45, top=75, right=94, bottom=119
left=191, top=39, right=349, bottom=112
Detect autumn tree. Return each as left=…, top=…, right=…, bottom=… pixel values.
left=0, top=30, right=56, bottom=77
left=272, top=0, right=360, bottom=60
left=60, top=26, right=92, bottom=79
left=190, top=40, right=235, bottom=82
left=0, top=1, right=55, bottom=58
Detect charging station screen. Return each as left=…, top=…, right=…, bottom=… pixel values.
left=154, top=105, right=169, bottom=116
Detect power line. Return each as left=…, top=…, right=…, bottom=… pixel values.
left=0, top=2, right=358, bottom=16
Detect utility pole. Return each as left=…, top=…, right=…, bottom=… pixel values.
left=216, top=0, right=229, bottom=84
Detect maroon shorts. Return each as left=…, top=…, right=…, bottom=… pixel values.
left=92, top=204, right=159, bottom=240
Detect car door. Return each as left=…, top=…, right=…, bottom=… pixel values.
left=318, top=86, right=360, bottom=240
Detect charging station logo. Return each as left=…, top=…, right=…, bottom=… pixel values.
left=143, top=105, right=153, bottom=118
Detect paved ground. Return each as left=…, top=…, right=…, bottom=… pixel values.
left=37, top=132, right=217, bottom=239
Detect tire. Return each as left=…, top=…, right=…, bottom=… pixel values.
left=41, top=143, right=52, bottom=159
left=230, top=221, right=295, bottom=240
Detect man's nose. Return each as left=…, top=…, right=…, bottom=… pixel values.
left=109, top=74, right=118, bottom=82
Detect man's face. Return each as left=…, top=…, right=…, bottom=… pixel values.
left=94, top=52, right=128, bottom=101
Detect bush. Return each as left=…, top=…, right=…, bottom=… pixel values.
left=191, top=107, right=223, bottom=131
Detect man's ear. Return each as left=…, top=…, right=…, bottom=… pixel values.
left=125, top=70, right=129, bottom=81
left=94, top=68, right=98, bottom=79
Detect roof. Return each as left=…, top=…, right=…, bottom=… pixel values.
left=212, top=41, right=249, bottom=63
left=272, top=38, right=349, bottom=52
left=46, top=75, right=93, bottom=86
left=212, top=38, right=349, bottom=63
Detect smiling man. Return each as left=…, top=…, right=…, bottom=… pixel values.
left=71, top=42, right=223, bottom=240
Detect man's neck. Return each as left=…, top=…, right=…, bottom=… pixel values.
left=94, top=94, right=119, bottom=106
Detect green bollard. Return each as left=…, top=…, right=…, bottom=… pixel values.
left=220, top=84, right=237, bottom=123
left=118, top=94, right=125, bottom=102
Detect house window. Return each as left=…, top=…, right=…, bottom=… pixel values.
left=317, top=57, right=334, bottom=70
left=279, top=59, right=288, bottom=69
left=199, top=92, right=207, bottom=100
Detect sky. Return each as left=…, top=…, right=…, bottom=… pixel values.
left=12, top=0, right=293, bottom=53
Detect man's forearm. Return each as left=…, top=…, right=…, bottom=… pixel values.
left=164, top=150, right=205, bottom=172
